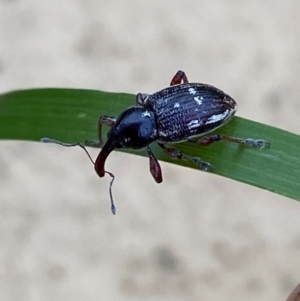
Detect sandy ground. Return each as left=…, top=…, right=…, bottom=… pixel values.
left=1, top=1, right=300, bottom=300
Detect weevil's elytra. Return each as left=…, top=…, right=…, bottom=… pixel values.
left=147, top=83, right=237, bottom=142
left=81, top=70, right=270, bottom=213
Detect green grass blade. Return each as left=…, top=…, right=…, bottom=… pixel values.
left=0, top=88, right=299, bottom=201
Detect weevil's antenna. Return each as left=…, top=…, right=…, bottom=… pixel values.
left=41, top=137, right=95, bottom=164
left=41, top=137, right=116, bottom=214
left=105, top=170, right=116, bottom=214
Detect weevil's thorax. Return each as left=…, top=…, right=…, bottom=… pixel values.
left=107, top=107, right=158, bottom=150
left=142, top=83, right=237, bottom=143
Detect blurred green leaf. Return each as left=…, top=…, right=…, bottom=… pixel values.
left=0, top=88, right=299, bottom=201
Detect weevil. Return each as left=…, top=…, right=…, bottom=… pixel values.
left=42, top=70, right=270, bottom=214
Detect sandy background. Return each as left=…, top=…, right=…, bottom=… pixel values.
left=1, top=1, right=300, bottom=300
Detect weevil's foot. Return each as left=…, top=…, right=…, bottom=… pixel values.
left=191, top=157, right=213, bottom=172
left=243, top=139, right=271, bottom=149
left=85, top=139, right=102, bottom=148
left=41, top=137, right=52, bottom=143
left=200, top=162, right=213, bottom=172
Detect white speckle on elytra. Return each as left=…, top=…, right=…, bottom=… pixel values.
left=142, top=111, right=151, bottom=117
left=206, top=110, right=229, bottom=124
left=174, top=102, right=180, bottom=108
left=194, top=96, right=202, bottom=105
left=187, top=119, right=200, bottom=129
left=188, top=88, right=197, bottom=95
left=159, top=131, right=168, bottom=137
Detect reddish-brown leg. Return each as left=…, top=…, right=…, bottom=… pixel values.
left=170, top=70, right=189, bottom=86
left=193, top=134, right=270, bottom=149
left=147, top=147, right=163, bottom=183
left=158, top=143, right=212, bottom=171
left=85, top=116, right=116, bottom=147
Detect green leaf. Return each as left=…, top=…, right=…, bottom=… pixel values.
left=0, top=88, right=299, bottom=201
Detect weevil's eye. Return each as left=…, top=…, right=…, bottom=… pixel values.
left=136, top=93, right=150, bottom=107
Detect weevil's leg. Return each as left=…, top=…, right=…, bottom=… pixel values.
left=158, top=143, right=212, bottom=171
left=170, top=70, right=189, bottom=86
left=97, top=116, right=116, bottom=145
left=85, top=116, right=116, bottom=148
left=136, top=93, right=151, bottom=107
left=147, top=147, right=163, bottom=183
left=193, top=134, right=271, bottom=149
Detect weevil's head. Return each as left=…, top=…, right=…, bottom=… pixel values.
left=95, top=107, right=158, bottom=177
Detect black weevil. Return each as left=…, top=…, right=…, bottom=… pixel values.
left=42, top=70, right=270, bottom=214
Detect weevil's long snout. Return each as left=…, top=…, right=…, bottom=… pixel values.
left=94, top=142, right=114, bottom=177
